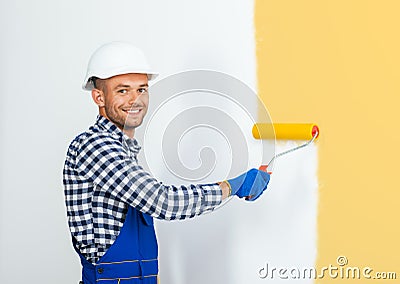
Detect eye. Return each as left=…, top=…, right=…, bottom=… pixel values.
left=118, top=89, right=128, bottom=94
left=138, top=88, right=148, bottom=95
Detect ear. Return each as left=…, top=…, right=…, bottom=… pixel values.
left=91, top=89, right=105, bottom=107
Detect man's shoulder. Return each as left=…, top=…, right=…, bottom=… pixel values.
left=67, top=123, right=122, bottom=155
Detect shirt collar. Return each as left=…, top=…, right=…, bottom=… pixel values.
left=95, top=115, right=142, bottom=154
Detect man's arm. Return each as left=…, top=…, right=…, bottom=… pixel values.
left=75, top=134, right=225, bottom=220
left=219, top=181, right=231, bottom=200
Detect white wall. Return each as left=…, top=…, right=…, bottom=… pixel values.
left=156, top=143, right=318, bottom=284
left=0, top=1, right=317, bottom=283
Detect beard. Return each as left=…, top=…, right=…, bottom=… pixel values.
left=104, top=104, right=145, bottom=131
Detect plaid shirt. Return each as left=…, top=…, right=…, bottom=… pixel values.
left=63, top=115, right=222, bottom=263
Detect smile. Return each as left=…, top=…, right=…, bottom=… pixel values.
left=124, top=109, right=142, bottom=115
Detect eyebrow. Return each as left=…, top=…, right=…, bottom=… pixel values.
left=114, top=83, right=149, bottom=89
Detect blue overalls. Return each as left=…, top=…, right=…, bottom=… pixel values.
left=74, top=206, right=158, bottom=283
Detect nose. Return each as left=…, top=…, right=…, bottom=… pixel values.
left=128, top=92, right=140, bottom=105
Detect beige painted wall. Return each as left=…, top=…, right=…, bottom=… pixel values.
left=255, top=1, right=400, bottom=282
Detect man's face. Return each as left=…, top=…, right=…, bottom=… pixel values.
left=95, top=73, right=149, bottom=134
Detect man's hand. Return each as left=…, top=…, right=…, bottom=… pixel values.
left=226, top=169, right=270, bottom=201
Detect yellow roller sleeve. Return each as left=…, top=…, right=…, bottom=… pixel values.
left=252, top=123, right=319, bottom=140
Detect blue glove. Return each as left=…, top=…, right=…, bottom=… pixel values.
left=227, top=168, right=270, bottom=201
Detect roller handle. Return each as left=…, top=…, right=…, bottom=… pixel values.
left=245, top=164, right=271, bottom=200
left=259, top=164, right=272, bottom=174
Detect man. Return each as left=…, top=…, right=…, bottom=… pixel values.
left=63, top=41, right=270, bottom=284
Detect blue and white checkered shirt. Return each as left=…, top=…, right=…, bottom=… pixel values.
left=63, top=115, right=223, bottom=263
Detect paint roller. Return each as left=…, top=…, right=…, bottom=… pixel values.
left=206, top=123, right=320, bottom=207
left=252, top=123, right=320, bottom=173
left=238, top=123, right=320, bottom=200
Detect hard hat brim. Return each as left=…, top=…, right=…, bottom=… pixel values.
left=82, top=69, right=159, bottom=91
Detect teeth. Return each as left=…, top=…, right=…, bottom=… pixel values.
left=128, top=110, right=140, bottom=113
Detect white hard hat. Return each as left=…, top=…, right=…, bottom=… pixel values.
left=82, top=41, right=158, bottom=91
